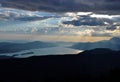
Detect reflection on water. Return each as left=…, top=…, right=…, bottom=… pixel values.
left=0, top=47, right=83, bottom=58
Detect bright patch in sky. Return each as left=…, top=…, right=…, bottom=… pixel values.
left=90, top=14, right=113, bottom=19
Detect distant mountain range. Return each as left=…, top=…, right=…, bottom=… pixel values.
left=0, top=48, right=120, bottom=81
left=71, top=37, right=120, bottom=50
left=0, top=41, right=57, bottom=53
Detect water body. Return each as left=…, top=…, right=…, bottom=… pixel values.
left=0, top=47, right=83, bottom=58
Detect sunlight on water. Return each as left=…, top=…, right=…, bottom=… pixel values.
left=0, top=47, right=83, bottom=58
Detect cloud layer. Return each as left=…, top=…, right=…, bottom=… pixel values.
left=0, top=7, right=120, bottom=38
left=0, top=0, right=120, bottom=14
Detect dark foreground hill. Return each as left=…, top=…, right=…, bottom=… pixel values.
left=0, top=48, right=120, bottom=82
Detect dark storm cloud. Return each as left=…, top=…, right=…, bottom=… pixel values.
left=0, top=0, right=120, bottom=14
left=62, top=16, right=113, bottom=26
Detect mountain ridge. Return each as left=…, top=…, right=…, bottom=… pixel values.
left=71, top=37, right=120, bottom=50
left=0, top=41, right=57, bottom=53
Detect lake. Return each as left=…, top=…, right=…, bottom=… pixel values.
left=0, top=47, right=83, bottom=58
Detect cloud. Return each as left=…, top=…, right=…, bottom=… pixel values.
left=61, top=12, right=120, bottom=37
left=0, top=7, right=56, bottom=21
left=1, top=0, right=120, bottom=14
left=0, top=7, right=120, bottom=37
left=62, top=14, right=114, bottom=26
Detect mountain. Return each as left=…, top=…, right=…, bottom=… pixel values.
left=0, top=48, right=120, bottom=81
left=0, top=41, right=57, bottom=53
left=71, top=37, right=120, bottom=50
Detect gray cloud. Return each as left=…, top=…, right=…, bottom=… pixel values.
left=0, top=7, right=56, bottom=21
left=0, top=0, right=120, bottom=14
left=62, top=16, right=113, bottom=26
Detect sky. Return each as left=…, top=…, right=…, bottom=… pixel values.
left=0, top=0, right=120, bottom=42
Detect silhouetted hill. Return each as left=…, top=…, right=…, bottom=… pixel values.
left=0, top=41, right=57, bottom=53
left=71, top=37, right=120, bottom=50
left=0, top=55, right=14, bottom=59
left=81, top=48, right=115, bottom=54
left=0, top=48, right=120, bottom=81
